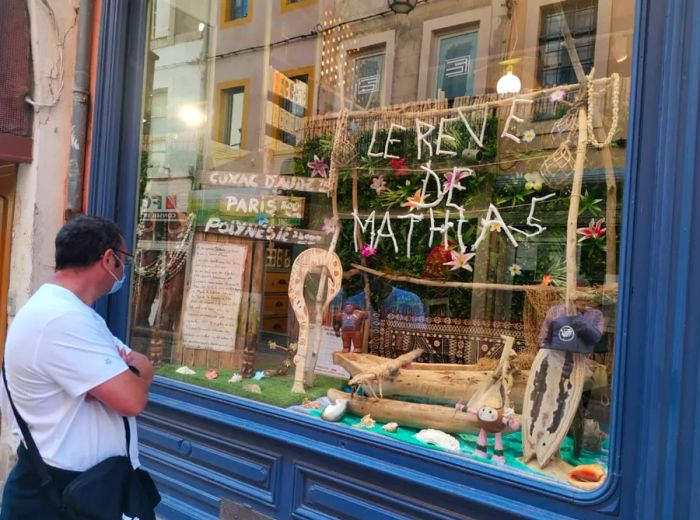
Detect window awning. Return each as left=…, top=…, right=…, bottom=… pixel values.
left=0, top=0, right=33, bottom=163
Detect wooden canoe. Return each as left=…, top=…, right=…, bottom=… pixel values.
left=333, top=351, right=606, bottom=415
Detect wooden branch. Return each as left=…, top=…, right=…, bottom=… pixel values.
left=348, top=349, right=424, bottom=387
left=566, top=107, right=589, bottom=312
left=305, top=112, right=347, bottom=386
left=558, top=4, right=618, bottom=283
left=351, top=263, right=529, bottom=292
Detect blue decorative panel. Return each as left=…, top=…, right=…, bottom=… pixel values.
left=292, top=464, right=464, bottom=520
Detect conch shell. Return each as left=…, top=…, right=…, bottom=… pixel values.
left=382, top=422, right=399, bottom=433
left=321, top=399, right=348, bottom=422
left=567, top=464, right=606, bottom=490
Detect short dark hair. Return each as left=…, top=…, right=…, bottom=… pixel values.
left=55, top=215, right=124, bottom=270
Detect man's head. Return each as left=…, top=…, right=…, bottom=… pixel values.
left=55, top=215, right=129, bottom=297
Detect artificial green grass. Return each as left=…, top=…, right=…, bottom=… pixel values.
left=157, top=364, right=346, bottom=408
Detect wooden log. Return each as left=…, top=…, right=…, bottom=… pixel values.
left=327, top=389, right=521, bottom=435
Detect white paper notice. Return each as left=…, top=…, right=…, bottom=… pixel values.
left=310, top=324, right=351, bottom=379
left=182, top=242, right=247, bottom=351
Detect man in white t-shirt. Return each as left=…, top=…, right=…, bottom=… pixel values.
left=0, top=215, right=155, bottom=519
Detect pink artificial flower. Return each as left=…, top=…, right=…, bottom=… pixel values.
left=390, top=157, right=408, bottom=176
left=577, top=218, right=606, bottom=242
left=550, top=88, right=566, bottom=103
left=322, top=217, right=337, bottom=235
left=443, top=168, right=473, bottom=191
left=370, top=176, right=387, bottom=194
left=360, top=244, right=377, bottom=258
left=307, top=155, right=328, bottom=178
left=443, top=251, right=476, bottom=271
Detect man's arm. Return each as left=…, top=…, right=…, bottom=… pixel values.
left=88, top=349, right=154, bottom=416
left=88, top=370, right=150, bottom=417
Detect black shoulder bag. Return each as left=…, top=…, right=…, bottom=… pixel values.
left=2, top=366, right=161, bottom=520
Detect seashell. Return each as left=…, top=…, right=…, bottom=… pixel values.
left=302, top=398, right=321, bottom=410
left=415, top=429, right=461, bottom=453
left=204, top=369, right=218, bottom=380
left=243, top=384, right=262, bottom=394
left=355, top=414, right=376, bottom=429
left=382, top=422, right=398, bottom=433
left=175, top=366, right=196, bottom=375
left=228, top=373, right=242, bottom=383
left=567, top=464, right=606, bottom=490
left=321, top=398, right=348, bottom=421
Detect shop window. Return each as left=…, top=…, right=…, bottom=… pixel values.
left=133, top=0, right=636, bottom=493
left=285, top=69, right=312, bottom=117
left=221, top=0, right=251, bottom=27
left=352, top=51, right=385, bottom=110
left=229, top=0, right=248, bottom=21
left=434, top=30, right=478, bottom=100
left=221, top=85, right=245, bottom=148
left=538, top=0, right=598, bottom=87
left=151, top=0, right=170, bottom=39
left=280, top=0, right=318, bottom=13
left=145, top=88, right=168, bottom=176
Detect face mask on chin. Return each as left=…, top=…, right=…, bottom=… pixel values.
left=107, top=253, right=126, bottom=295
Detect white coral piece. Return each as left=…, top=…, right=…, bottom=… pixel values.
left=228, top=373, right=242, bottom=383
left=415, top=429, right=461, bottom=453
left=175, top=366, right=196, bottom=375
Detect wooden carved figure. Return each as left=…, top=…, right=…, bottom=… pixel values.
left=333, top=304, right=368, bottom=353
left=288, top=248, right=343, bottom=394
left=463, top=396, right=520, bottom=465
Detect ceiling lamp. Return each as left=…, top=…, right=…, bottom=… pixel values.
left=388, top=0, right=417, bottom=14
left=496, top=61, right=522, bottom=95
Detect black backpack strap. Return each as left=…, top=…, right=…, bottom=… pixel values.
left=123, top=417, right=131, bottom=457
left=2, top=363, right=63, bottom=509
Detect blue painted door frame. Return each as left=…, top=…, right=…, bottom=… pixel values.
left=88, top=0, right=700, bottom=518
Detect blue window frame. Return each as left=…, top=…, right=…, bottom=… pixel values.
left=88, top=0, right=700, bottom=518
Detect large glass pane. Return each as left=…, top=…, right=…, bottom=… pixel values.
left=354, top=53, right=384, bottom=110
left=130, top=0, right=636, bottom=491
left=435, top=30, right=478, bottom=99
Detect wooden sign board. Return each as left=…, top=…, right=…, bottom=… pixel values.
left=181, top=241, right=248, bottom=352
left=219, top=194, right=305, bottom=220
left=202, top=216, right=327, bottom=245
left=200, top=171, right=330, bottom=193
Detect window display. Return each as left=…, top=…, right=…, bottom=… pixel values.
left=129, top=0, right=634, bottom=491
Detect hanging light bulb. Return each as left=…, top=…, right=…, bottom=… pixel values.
left=496, top=63, right=521, bottom=95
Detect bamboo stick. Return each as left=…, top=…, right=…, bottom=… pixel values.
left=305, top=112, right=346, bottom=386
left=307, top=78, right=613, bottom=124
left=566, top=107, right=588, bottom=312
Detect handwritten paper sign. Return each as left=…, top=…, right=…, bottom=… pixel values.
left=182, top=242, right=248, bottom=351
